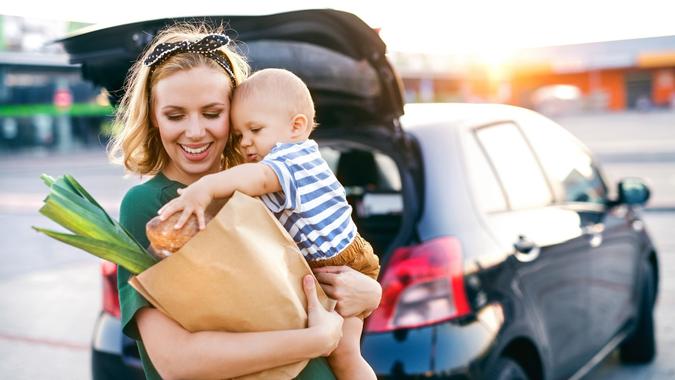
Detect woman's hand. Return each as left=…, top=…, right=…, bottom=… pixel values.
left=303, top=275, right=343, bottom=356
left=312, top=266, right=382, bottom=318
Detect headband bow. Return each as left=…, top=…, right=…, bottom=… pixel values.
left=144, top=34, right=236, bottom=87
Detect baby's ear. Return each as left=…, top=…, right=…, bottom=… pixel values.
left=290, top=113, right=310, bottom=137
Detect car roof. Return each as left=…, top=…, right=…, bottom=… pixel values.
left=401, top=102, right=595, bottom=159
left=401, top=102, right=533, bottom=131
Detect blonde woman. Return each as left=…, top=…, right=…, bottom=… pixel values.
left=111, top=24, right=382, bottom=380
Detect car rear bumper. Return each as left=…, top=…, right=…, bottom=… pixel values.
left=362, top=304, right=503, bottom=379
left=91, top=312, right=144, bottom=380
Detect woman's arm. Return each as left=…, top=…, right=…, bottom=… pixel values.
left=313, top=266, right=382, bottom=318
left=138, top=275, right=343, bottom=380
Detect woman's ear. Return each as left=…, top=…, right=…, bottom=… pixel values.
left=290, top=113, right=310, bottom=138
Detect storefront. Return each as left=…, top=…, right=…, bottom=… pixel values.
left=0, top=52, right=113, bottom=151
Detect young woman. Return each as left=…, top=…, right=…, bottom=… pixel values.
left=110, top=24, right=382, bottom=380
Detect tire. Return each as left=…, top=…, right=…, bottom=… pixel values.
left=619, top=262, right=656, bottom=363
left=484, top=357, right=529, bottom=380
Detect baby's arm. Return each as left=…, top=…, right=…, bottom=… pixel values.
left=158, top=163, right=281, bottom=229
left=207, top=162, right=282, bottom=199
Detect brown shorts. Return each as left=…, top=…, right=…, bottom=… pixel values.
left=308, top=234, right=380, bottom=280
left=308, top=234, right=380, bottom=319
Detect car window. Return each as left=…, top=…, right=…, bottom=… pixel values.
left=463, top=133, right=508, bottom=213
left=475, top=123, right=553, bottom=210
left=320, top=146, right=401, bottom=193
left=374, top=153, right=402, bottom=192
left=519, top=114, right=607, bottom=204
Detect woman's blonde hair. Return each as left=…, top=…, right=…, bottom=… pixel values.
left=109, top=23, right=249, bottom=175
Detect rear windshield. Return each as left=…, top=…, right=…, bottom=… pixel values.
left=240, top=40, right=380, bottom=99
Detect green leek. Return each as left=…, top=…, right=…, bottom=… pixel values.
left=33, top=174, right=157, bottom=274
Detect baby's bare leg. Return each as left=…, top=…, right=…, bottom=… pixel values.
left=327, top=316, right=376, bottom=380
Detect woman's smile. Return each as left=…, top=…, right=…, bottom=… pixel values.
left=179, top=142, right=213, bottom=161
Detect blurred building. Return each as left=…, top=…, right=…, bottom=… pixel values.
left=390, top=52, right=467, bottom=103
left=392, top=35, right=675, bottom=114
left=0, top=15, right=111, bottom=151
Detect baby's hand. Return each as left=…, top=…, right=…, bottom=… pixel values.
left=158, top=180, right=213, bottom=230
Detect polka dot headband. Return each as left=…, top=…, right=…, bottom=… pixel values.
left=144, top=34, right=237, bottom=87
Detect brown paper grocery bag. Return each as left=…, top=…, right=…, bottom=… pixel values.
left=129, top=191, right=335, bottom=380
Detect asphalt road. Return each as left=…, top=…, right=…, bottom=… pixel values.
left=0, top=110, right=673, bottom=379
left=0, top=151, right=138, bottom=380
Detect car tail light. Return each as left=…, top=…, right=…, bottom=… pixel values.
left=365, top=237, right=471, bottom=333
left=101, top=261, right=120, bottom=318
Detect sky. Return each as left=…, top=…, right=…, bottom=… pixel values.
left=2, top=0, right=675, bottom=54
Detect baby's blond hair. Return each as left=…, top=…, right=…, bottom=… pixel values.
left=109, top=23, right=250, bottom=175
left=233, top=68, right=316, bottom=131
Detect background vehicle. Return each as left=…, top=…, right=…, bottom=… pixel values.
left=62, top=9, right=659, bottom=380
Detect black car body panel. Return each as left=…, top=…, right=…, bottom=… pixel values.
left=91, top=312, right=144, bottom=380
left=385, top=103, right=658, bottom=380
left=363, top=304, right=504, bottom=378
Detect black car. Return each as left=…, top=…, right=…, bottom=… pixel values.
left=62, top=9, right=659, bottom=380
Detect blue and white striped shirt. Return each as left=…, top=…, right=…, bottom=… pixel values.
left=260, top=140, right=357, bottom=261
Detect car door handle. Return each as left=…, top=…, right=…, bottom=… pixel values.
left=514, top=235, right=540, bottom=262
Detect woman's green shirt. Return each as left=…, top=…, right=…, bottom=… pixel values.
left=118, top=172, right=335, bottom=380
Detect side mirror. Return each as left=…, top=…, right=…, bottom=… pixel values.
left=617, top=178, right=650, bottom=206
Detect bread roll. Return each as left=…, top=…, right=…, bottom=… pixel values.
left=146, top=212, right=213, bottom=259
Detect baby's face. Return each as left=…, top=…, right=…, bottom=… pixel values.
left=231, top=94, right=295, bottom=162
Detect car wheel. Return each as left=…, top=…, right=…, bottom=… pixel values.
left=619, top=262, right=656, bottom=363
left=485, top=357, right=529, bottom=380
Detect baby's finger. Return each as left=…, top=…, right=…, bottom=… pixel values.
left=177, top=188, right=184, bottom=194
left=158, top=203, right=175, bottom=220
left=197, top=210, right=206, bottom=230
left=174, top=209, right=192, bottom=229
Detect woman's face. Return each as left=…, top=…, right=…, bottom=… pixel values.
left=152, top=65, right=233, bottom=185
